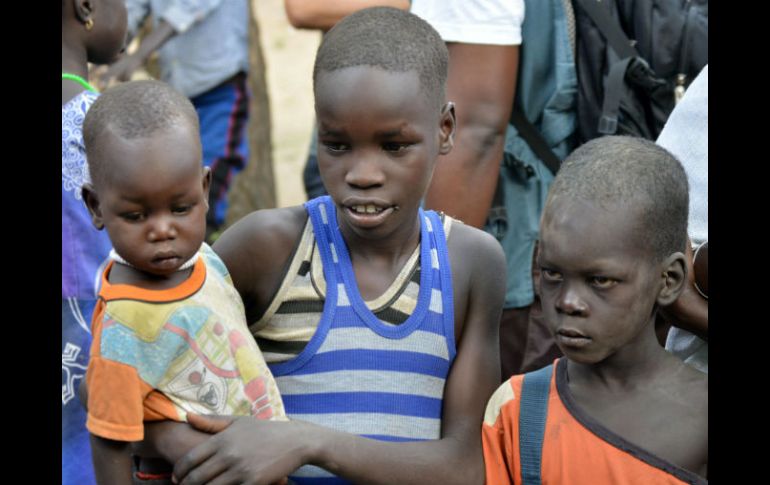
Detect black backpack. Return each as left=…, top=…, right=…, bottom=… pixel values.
left=572, top=0, right=708, bottom=143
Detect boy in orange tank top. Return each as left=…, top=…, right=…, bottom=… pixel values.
left=482, top=135, right=707, bottom=484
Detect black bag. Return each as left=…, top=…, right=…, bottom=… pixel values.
left=573, top=0, right=708, bottom=143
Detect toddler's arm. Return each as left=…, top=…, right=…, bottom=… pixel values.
left=90, top=434, right=133, bottom=485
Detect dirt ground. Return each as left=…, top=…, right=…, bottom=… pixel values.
left=255, top=0, right=321, bottom=208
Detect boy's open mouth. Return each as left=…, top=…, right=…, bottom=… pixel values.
left=350, top=204, right=387, bottom=214
left=343, top=204, right=397, bottom=228
left=341, top=198, right=399, bottom=228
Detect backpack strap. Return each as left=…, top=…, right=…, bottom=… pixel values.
left=519, top=363, right=554, bottom=485
left=509, top=106, right=562, bottom=175
left=598, top=56, right=634, bottom=135
left=486, top=173, right=508, bottom=241
left=573, top=0, right=638, bottom=59
left=574, top=0, right=649, bottom=136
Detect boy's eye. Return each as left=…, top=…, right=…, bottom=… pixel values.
left=541, top=268, right=563, bottom=282
left=382, top=142, right=410, bottom=153
left=589, top=276, right=618, bottom=289
left=172, top=205, right=191, bottom=215
left=322, top=141, right=350, bottom=153
left=121, top=212, right=144, bottom=222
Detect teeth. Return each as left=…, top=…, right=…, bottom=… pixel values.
left=351, top=205, right=383, bottom=214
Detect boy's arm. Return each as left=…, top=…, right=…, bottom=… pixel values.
left=136, top=421, right=215, bottom=463
left=284, top=0, right=409, bottom=31
left=100, top=20, right=176, bottom=84
left=424, top=43, right=519, bottom=228
left=173, top=226, right=506, bottom=485
left=90, top=434, right=134, bottom=485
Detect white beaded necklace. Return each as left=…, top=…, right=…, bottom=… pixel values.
left=109, top=248, right=200, bottom=271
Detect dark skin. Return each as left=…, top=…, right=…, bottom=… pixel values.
left=62, top=0, right=127, bottom=104
left=145, top=67, right=506, bottom=485
left=537, top=197, right=708, bottom=478
left=423, top=43, right=519, bottom=228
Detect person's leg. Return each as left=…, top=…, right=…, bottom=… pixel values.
left=62, top=298, right=98, bottom=485
left=193, top=73, right=250, bottom=242
left=519, top=305, right=562, bottom=373
left=518, top=242, right=562, bottom=374
left=499, top=306, right=530, bottom=381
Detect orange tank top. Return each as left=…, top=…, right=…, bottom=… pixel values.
left=482, top=358, right=706, bottom=485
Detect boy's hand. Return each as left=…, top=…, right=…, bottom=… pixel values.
left=173, top=417, right=302, bottom=485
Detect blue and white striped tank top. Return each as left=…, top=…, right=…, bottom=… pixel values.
left=268, top=196, right=457, bottom=484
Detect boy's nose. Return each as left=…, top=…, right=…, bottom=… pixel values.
left=555, top=284, right=588, bottom=316
left=147, top=216, right=177, bottom=241
left=345, top=155, right=385, bottom=189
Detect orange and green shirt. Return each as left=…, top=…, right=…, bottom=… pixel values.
left=86, top=243, right=285, bottom=442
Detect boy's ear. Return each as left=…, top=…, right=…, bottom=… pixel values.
left=201, top=166, right=212, bottom=211
left=81, top=183, right=105, bottom=230
left=438, top=101, right=456, bottom=155
left=74, top=0, right=94, bottom=25
left=657, top=252, right=687, bottom=306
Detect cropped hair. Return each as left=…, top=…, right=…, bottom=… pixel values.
left=313, top=7, right=448, bottom=110
left=546, top=136, right=690, bottom=261
left=83, top=80, right=199, bottom=186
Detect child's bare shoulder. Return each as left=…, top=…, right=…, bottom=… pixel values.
left=445, top=220, right=506, bottom=336
left=668, top=358, right=708, bottom=413
left=446, top=220, right=505, bottom=273
left=654, top=357, right=708, bottom=475
left=446, top=221, right=505, bottom=290
left=213, top=206, right=309, bottom=317
left=215, top=206, right=307, bottom=258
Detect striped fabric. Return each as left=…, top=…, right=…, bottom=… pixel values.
left=252, top=206, right=452, bottom=364
left=266, top=196, right=457, bottom=484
